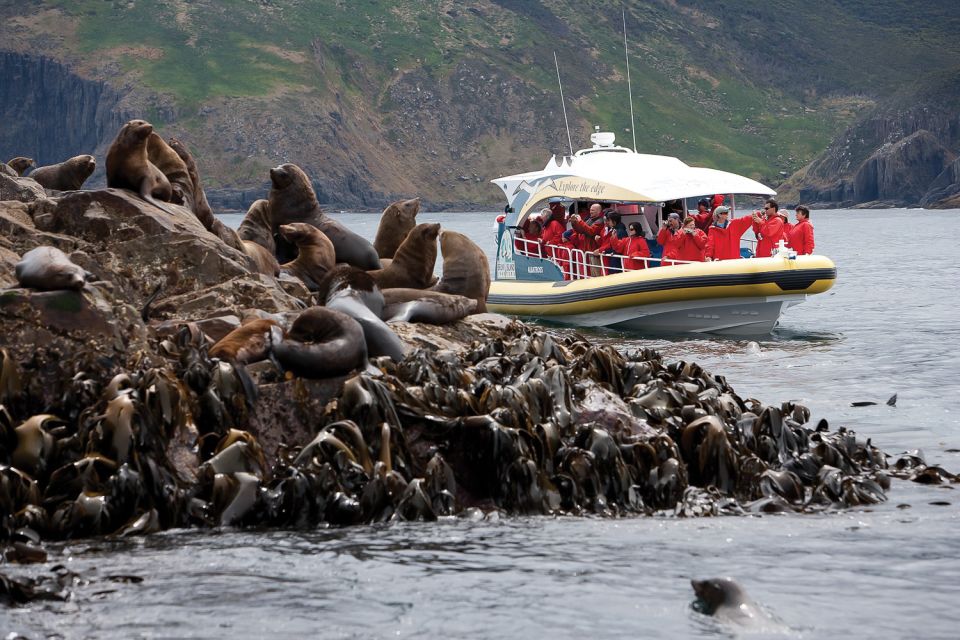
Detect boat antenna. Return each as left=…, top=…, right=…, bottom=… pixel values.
left=553, top=51, right=574, bottom=157
left=623, top=7, right=637, bottom=152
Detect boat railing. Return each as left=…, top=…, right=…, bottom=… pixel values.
left=513, top=234, right=695, bottom=280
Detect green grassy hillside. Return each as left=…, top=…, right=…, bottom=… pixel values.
left=3, top=0, right=958, bottom=205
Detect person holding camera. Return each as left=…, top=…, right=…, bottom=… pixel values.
left=663, top=216, right=707, bottom=265
left=751, top=199, right=787, bottom=257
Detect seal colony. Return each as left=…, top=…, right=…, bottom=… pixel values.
left=1, top=119, right=957, bottom=573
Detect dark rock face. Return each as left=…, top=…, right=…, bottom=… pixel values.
left=783, top=75, right=960, bottom=208
left=0, top=52, right=126, bottom=186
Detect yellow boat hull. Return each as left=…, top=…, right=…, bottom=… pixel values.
left=487, top=255, right=837, bottom=335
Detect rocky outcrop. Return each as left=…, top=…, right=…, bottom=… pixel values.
left=781, top=73, right=960, bottom=208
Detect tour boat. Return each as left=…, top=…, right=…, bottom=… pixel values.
left=487, top=131, right=836, bottom=335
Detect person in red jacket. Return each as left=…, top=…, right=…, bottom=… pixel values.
left=541, top=201, right=573, bottom=278
left=515, top=215, right=543, bottom=256
left=691, top=198, right=713, bottom=232
left=752, top=200, right=787, bottom=257
left=570, top=203, right=605, bottom=277
left=787, top=205, right=815, bottom=254
left=656, top=212, right=682, bottom=265
left=608, top=222, right=651, bottom=270
left=670, top=216, right=707, bottom=263
left=705, top=206, right=754, bottom=261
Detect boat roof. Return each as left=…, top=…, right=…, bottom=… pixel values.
left=492, top=134, right=775, bottom=218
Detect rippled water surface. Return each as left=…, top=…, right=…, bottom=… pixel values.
left=4, top=209, right=959, bottom=638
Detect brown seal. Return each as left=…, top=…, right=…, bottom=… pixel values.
left=268, top=163, right=380, bottom=269
left=167, top=137, right=246, bottom=253
left=209, top=318, right=281, bottom=364
left=242, top=241, right=280, bottom=277
left=6, top=157, right=35, bottom=176
left=238, top=199, right=276, bottom=255
left=147, top=133, right=191, bottom=204
left=373, top=197, right=420, bottom=259
left=105, top=119, right=173, bottom=205
left=368, top=222, right=439, bottom=290
left=30, top=155, right=96, bottom=191
left=431, top=230, right=490, bottom=313
left=381, top=288, right=478, bottom=324
left=278, top=223, right=335, bottom=290
left=272, top=307, right=368, bottom=378
left=15, top=246, right=94, bottom=291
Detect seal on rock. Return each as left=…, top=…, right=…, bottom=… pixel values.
left=272, top=307, right=368, bottom=378
left=368, top=222, right=439, bottom=290
left=278, top=223, right=335, bottom=290
left=242, top=241, right=280, bottom=277
left=30, top=155, right=96, bottom=191
left=6, top=157, right=35, bottom=176
left=318, top=265, right=407, bottom=361
left=381, top=288, right=478, bottom=324
left=15, top=246, right=94, bottom=291
left=373, top=197, right=420, bottom=259
left=238, top=199, right=276, bottom=255
left=106, top=119, right=174, bottom=206
left=209, top=318, right=281, bottom=364
left=431, top=230, right=490, bottom=313
left=147, top=133, right=191, bottom=205
left=268, top=163, right=380, bottom=270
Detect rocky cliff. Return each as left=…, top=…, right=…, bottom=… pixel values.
left=778, top=72, right=960, bottom=209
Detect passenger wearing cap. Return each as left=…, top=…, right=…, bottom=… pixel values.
left=656, top=211, right=682, bottom=264
left=691, top=198, right=713, bottom=233
left=751, top=199, right=787, bottom=257
left=705, top=205, right=754, bottom=261
left=515, top=210, right=545, bottom=256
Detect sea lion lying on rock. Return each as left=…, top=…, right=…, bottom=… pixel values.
left=30, top=155, right=96, bottom=191
left=268, top=163, right=380, bottom=270
left=373, top=197, right=420, bottom=259
left=317, top=265, right=407, bottom=361
left=6, top=157, right=34, bottom=176
left=272, top=307, right=368, bottom=378
left=15, top=246, right=94, bottom=291
left=367, top=222, right=439, bottom=290
left=106, top=119, right=173, bottom=206
left=278, top=223, right=335, bottom=290
left=431, top=230, right=490, bottom=313
left=209, top=318, right=282, bottom=365
left=381, top=288, right=478, bottom=324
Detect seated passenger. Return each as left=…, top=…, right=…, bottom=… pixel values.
left=666, top=216, right=707, bottom=264
left=751, top=199, right=787, bottom=257
left=705, top=206, right=754, bottom=261
left=608, top=222, right=651, bottom=270
left=786, top=205, right=815, bottom=254
left=515, top=215, right=544, bottom=256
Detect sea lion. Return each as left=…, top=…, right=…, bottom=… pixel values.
left=691, top=578, right=781, bottom=628
left=105, top=119, right=174, bottom=207
left=242, top=241, right=280, bottom=277
left=209, top=319, right=281, bottom=364
left=147, top=133, right=191, bottom=204
left=317, top=265, right=407, bottom=361
left=29, top=155, right=96, bottom=191
left=431, top=229, right=491, bottom=313
left=373, top=197, right=420, bottom=259
left=278, top=223, right=335, bottom=290
left=381, top=288, right=478, bottom=324
left=267, top=163, right=380, bottom=269
left=237, top=199, right=276, bottom=254
left=6, top=157, right=34, bottom=176
left=15, top=246, right=94, bottom=291
left=272, top=307, right=367, bottom=378
left=368, top=222, right=439, bottom=290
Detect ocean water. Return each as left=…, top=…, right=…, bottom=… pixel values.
left=3, top=209, right=959, bottom=639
